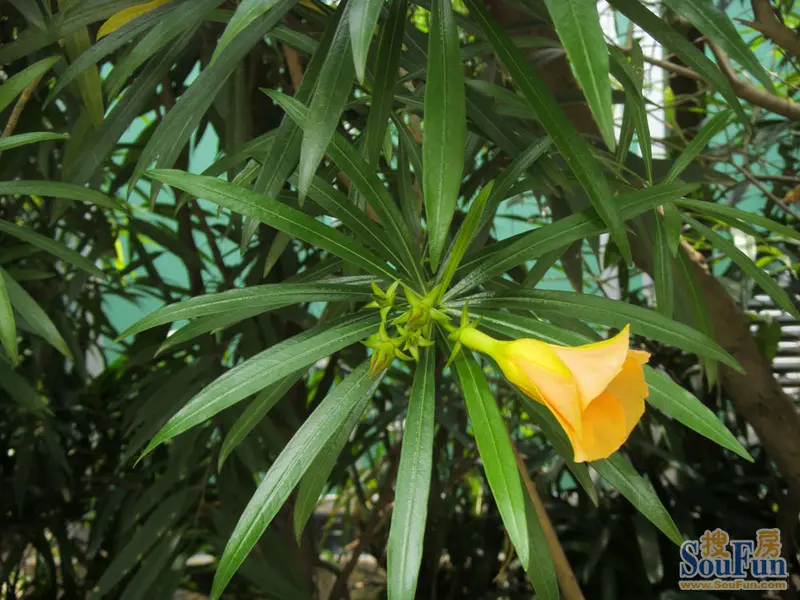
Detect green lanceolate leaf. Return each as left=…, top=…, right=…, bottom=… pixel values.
left=424, top=0, right=467, bottom=270
left=674, top=249, right=718, bottom=386
left=518, top=477, right=559, bottom=600
left=104, top=0, right=221, bottom=98
left=459, top=288, right=742, bottom=371
left=148, top=169, right=399, bottom=281
left=68, top=30, right=197, bottom=185
left=675, top=198, right=800, bottom=243
left=607, top=0, right=746, bottom=124
left=448, top=183, right=698, bottom=297
left=219, top=371, right=304, bottom=470
left=0, top=181, right=121, bottom=211
left=360, top=0, right=407, bottom=167
left=140, top=312, right=380, bottom=457
left=453, top=348, right=530, bottom=567
left=645, top=368, right=751, bottom=461
left=479, top=137, right=551, bottom=232
left=297, top=7, right=356, bottom=201
left=0, top=133, right=69, bottom=152
left=523, top=247, right=563, bottom=289
left=652, top=213, right=674, bottom=318
left=662, top=202, right=683, bottom=255
left=387, top=347, right=436, bottom=600
left=0, top=359, right=49, bottom=414
left=591, top=453, right=683, bottom=545
left=292, top=364, right=374, bottom=539
left=93, top=490, right=189, bottom=597
left=664, top=111, right=733, bottom=183
left=0, top=269, right=19, bottom=364
left=349, top=0, right=384, bottom=84
left=683, top=215, right=798, bottom=318
left=0, top=56, right=60, bottom=113
left=543, top=0, right=615, bottom=151
left=120, top=281, right=371, bottom=338
left=464, top=0, right=631, bottom=263
left=46, top=0, right=180, bottom=105
left=155, top=310, right=258, bottom=356
left=1, top=270, right=71, bottom=359
left=242, top=3, right=345, bottom=250
left=133, top=0, right=294, bottom=195
left=266, top=91, right=423, bottom=285
left=661, top=0, right=774, bottom=92
left=438, top=181, right=494, bottom=294
left=210, top=361, right=382, bottom=600
left=213, top=0, right=293, bottom=63
left=299, top=174, right=405, bottom=267
left=609, top=47, right=651, bottom=183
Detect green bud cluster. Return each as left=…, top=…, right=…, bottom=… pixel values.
left=363, top=281, right=449, bottom=376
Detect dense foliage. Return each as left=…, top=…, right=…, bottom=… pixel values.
left=1, top=0, right=799, bottom=598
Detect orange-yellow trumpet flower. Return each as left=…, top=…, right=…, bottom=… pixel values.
left=456, top=325, right=650, bottom=462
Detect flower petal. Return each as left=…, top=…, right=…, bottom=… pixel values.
left=571, top=392, right=627, bottom=462
left=503, top=340, right=583, bottom=434
left=549, top=326, right=631, bottom=409
left=570, top=354, right=650, bottom=462
left=603, top=354, right=649, bottom=432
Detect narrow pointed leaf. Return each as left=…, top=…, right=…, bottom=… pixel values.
left=652, top=214, right=674, bottom=318
left=437, top=181, right=494, bottom=293
left=293, top=367, right=372, bottom=539
left=0, top=56, right=60, bottom=113
left=646, top=368, right=751, bottom=461
left=0, top=133, right=69, bottom=152
left=148, top=169, right=399, bottom=281
left=242, top=2, right=344, bottom=249
left=424, top=0, right=466, bottom=270
left=664, top=111, right=733, bottom=183
left=387, top=347, right=435, bottom=600
left=543, top=0, right=615, bottom=151
left=0, top=181, right=121, bottom=210
left=448, top=183, right=699, bottom=297
left=683, top=215, right=799, bottom=318
left=141, top=312, right=380, bottom=457
left=133, top=0, right=293, bottom=193
left=662, top=0, right=774, bottom=92
left=120, top=281, right=371, bottom=338
left=675, top=197, right=800, bottom=242
left=350, top=0, right=384, bottom=84
left=453, top=349, right=530, bottom=567
left=213, top=0, right=291, bottom=63
left=464, top=0, right=631, bottom=263
left=210, top=361, right=382, bottom=600
left=607, top=0, right=746, bottom=124
left=591, top=453, right=683, bottom=545
left=609, top=47, right=651, bottom=182
left=360, top=0, right=407, bottom=167
left=0, top=360, right=49, bottom=413
left=0, top=269, right=19, bottom=364
left=297, top=11, right=356, bottom=200
left=266, top=90, right=422, bottom=284
left=219, top=372, right=304, bottom=471
left=1, top=270, right=71, bottom=359
left=519, top=475, right=559, bottom=599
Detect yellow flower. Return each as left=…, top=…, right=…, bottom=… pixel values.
left=457, top=325, right=650, bottom=462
